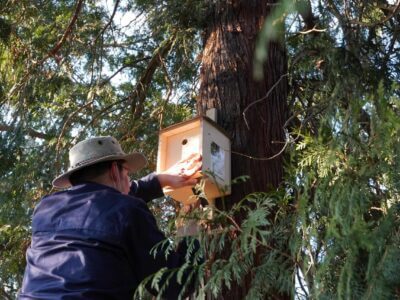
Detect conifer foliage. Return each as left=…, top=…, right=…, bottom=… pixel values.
left=1, top=0, right=400, bottom=299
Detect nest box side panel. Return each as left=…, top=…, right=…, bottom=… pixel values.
left=202, top=120, right=231, bottom=193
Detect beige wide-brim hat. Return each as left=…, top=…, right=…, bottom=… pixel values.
left=52, top=136, right=147, bottom=189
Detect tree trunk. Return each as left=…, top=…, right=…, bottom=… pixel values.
left=198, top=0, right=289, bottom=299
left=198, top=0, right=287, bottom=197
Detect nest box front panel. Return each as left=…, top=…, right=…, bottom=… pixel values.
left=165, top=127, right=201, bottom=170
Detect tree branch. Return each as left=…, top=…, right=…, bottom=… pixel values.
left=55, top=100, right=95, bottom=164
left=158, top=55, right=174, bottom=129
left=299, top=0, right=317, bottom=30
left=130, top=34, right=177, bottom=120
left=242, top=73, right=289, bottom=129
left=0, top=124, right=50, bottom=140
left=47, top=0, right=84, bottom=58
left=91, top=0, right=121, bottom=45
left=223, top=212, right=294, bottom=260
left=99, top=56, right=151, bottom=87
left=0, top=287, right=13, bottom=300
left=296, top=267, right=309, bottom=298
left=8, top=0, right=85, bottom=98
left=327, top=0, right=400, bottom=27
left=71, top=97, right=128, bottom=144
left=299, top=27, right=326, bottom=35
left=71, top=34, right=177, bottom=143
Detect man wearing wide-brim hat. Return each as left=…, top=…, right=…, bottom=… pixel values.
left=19, top=136, right=202, bottom=300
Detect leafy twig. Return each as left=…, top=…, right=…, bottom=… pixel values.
left=224, top=212, right=293, bottom=260
left=47, top=0, right=84, bottom=58
left=91, top=0, right=121, bottom=45
left=8, top=0, right=85, bottom=98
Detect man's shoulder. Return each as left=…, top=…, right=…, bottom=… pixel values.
left=32, top=183, right=147, bottom=232
left=40, top=183, right=148, bottom=211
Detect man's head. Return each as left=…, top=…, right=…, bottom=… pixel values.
left=52, top=136, right=146, bottom=193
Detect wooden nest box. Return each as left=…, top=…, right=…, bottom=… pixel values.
left=157, top=116, right=231, bottom=205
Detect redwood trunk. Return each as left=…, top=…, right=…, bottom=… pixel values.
left=198, top=0, right=289, bottom=298
left=198, top=0, right=287, bottom=204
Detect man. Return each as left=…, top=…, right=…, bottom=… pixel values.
left=19, top=136, right=202, bottom=299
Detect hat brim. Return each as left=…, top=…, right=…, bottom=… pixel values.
left=52, top=152, right=147, bottom=189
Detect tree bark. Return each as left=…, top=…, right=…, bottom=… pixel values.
left=198, top=0, right=289, bottom=298
left=198, top=0, right=287, bottom=204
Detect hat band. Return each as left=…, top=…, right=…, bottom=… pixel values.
left=70, top=152, right=125, bottom=170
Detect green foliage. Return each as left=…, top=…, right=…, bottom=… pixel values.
left=0, top=225, right=29, bottom=297
left=291, top=86, right=400, bottom=298
left=1, top=0, right=400, bottom=299
left=254, top=0, right=308, bottom=79
left=0, top=0, right=200, bottom=298
left=0, top=18, right=12, bottom=44
left=286, top=3, right=400, bottom=293
left=253, top=0, right=400, bottom=298
left=136, top=190, right=295, bottom=300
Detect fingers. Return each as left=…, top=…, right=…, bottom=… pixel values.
left=183, top=177, right=197, bottom=186
left=179, top=153, right=202, bottom=177
left=182, top=153, right=201, bottom=161
left=159, top=153, right=202, bottom=188
left=173, top=177, right=197, bottom=189
left=182, top=164, right=201, bottom=177
left=180, top=153, right=202, bottom=166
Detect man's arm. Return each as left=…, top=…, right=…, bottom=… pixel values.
left=129, top=173, right=164, bottom=203
left=129, top=153, right=202, bottom=203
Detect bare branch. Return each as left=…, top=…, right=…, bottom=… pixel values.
left=242, top=73, right=289, bottom=129
left=299, top=27, right=327, bottom=35
left=99, top=56, right=151, bottom=87
left=71, top=97, right=128, bottom=144
left=91, top=0, right=121, bottom=45
left=231, top=139, right=289, bottom=161
left=296, top=267, right=309, bottom=299
left=71, top=34, right=177, bottom=143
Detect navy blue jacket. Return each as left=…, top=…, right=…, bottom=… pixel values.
left=19, top=174, right=199, bottom=299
